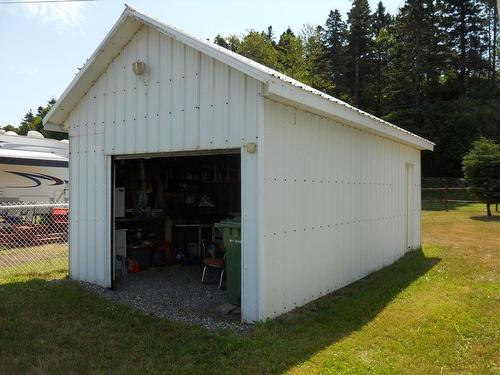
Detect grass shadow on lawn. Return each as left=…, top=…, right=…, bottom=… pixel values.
left=469, top=215, right=500, bottom=222
left=0, top=249, right=440, bottom=374
left=422, top=200, right=481, bottom=211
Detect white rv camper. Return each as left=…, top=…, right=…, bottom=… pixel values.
left=0, top=131, right=69, bottom=203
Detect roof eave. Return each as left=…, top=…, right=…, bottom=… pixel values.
left=264, top=81, right=435, bottom=151
left=43, top=7, right=143, bottom=129
left=44, top=122, right=67, bottom=133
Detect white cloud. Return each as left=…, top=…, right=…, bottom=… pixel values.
left=7, top=65, right=40, bottom=77
left=21, top=1, right=86, bottom=28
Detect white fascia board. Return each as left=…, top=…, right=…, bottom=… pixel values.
left=264, top=81, right=435, bottom=151
left=44, top=122, right=68, bottom=133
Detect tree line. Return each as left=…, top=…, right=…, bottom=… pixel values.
left=1, top=98, right=65, bottom=140
left=214, top=0, right=500, bottom=177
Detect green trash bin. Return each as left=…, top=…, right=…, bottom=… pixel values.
left=214, top=217, right=241, bottom=306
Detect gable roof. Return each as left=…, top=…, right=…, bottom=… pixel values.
left=43, top=5, right=434, bottom=151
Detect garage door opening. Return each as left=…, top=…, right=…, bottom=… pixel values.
left=111, top=151, right=242, bottom=321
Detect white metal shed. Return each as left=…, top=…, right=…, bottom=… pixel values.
left=44, top=6, right=434, bottom=322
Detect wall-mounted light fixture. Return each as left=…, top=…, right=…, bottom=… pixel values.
left=132, top=60, right=146, bottom=76
left=246, top=142, right=257, bottom=153
left=132, top=60, right=149, bottom=86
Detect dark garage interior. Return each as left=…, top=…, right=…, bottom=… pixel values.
left=111, top=152, right=243, bottom=321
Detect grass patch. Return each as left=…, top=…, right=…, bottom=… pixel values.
left=422, top=200, right=488, bottom=211
left=0, top=204, right=498, bottom=374
left=0, top=243, right=67, bottom=278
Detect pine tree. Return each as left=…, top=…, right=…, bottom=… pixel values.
left=265, top=26, right=276, bottom=46
left=390, top=0, right=449, bottom=108
left=484, top=0, right=498, bottom=85
left=301, top=24, right=333, bottom=92
left=18, top=109, right=35, bottom=135
left=226, top=35, right=241, bottom=52
left=214, top=35, right=240, bottom=52
left=214, top=34, right=229, bottom=49
left=442, top=0, right=487, bottom=96
left=372, top=1, right=391, bottom=33
left=372, top=1, right=393, bottom=115
left=346, top=0, right=374, bottom=107
left=212, top=2, right=500, bottom=178
left=16, top=99, right=62, bottom=139
left=276, top=28, right=306, bottom=79
left=323, top=9, right=348, bottom=97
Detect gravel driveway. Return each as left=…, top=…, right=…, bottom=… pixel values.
left=79, top=264, right=251, bottom=332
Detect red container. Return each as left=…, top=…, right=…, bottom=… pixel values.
left=51, top=208, right=69, bottom=224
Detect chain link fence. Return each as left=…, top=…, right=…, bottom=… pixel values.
left=0, top=202, right=68, bottom=279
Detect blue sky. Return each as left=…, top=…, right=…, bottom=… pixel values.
left=0, top=0, right=403, bottom=127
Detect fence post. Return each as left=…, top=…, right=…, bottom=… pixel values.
left=444, top=185, right=448, bottom=211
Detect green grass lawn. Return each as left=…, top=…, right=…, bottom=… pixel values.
left=0, top=243, right=67, bottom=278
left=0, top=203, right=498, bottom=374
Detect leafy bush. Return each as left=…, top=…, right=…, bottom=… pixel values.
left=462, top=138, right=500, bottom=216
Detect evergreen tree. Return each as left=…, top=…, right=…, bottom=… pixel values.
left=442, top=0, right=487, bottom=96
left=211, top=1, right=500, bottom=177
left=301, top=24, right=333, bottom=92
left=16, top=99, right=63, bottom=139
left=237, top=31, right=279, bottom=69
left=213, top=35, right=240, bottom=52
left=483, top=0, right=497, bottom=85
left=226, top=35, right=241, bottom=52
left=346, top=0, right=374, bottom=107
left=372, top=2, right=393, bottom=115
left=389, top=0, right=449, bottom=108
left=18, top=109, right=36, bottom=135
left=323, top=9, right=348, bottom=97
left=372, top=1, right=392, bottom=33
left=265, top=26, right=276, bottom=46
left=214, top=34, right=229, bottom=49
left=276, top=28, right=306, bottom=79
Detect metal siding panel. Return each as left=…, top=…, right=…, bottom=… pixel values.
left=229, top=69, right=242, bottom=145
left=115, top=49, right=127, bottom=155
left=199, top=54, right=214, bottom=149
left=95, top=76, right=105, bottom=135
left=158, top=33, right=173, bottom=152
left=214, top=61, right=229, bottom=147
left=171, top=39, right=185, bottom=149
left=184, top=47, right=200, bottom=150
left=95, top=133, right=106, bottom=285
left=245, top=77, right=258, bottom=142
left=78, top=134, right=87, bottom=280
left=136, top=27, right=148, bottom=154
left=124, top=33, right=137, bottom=153
left=69, top=134, right=79, bottom=279
left=261, top=99, right=423, bottom=319
left=88, top=132, right=97, bottom=283
left=104, top=65, right=115, bottom=153
left=147, top=29, right=160, bottom=153
left=104, top=155, right=112, bottom=287
left=64, top=25, right=260, bottom=293
left=86, top=92, right=97, bottom=283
